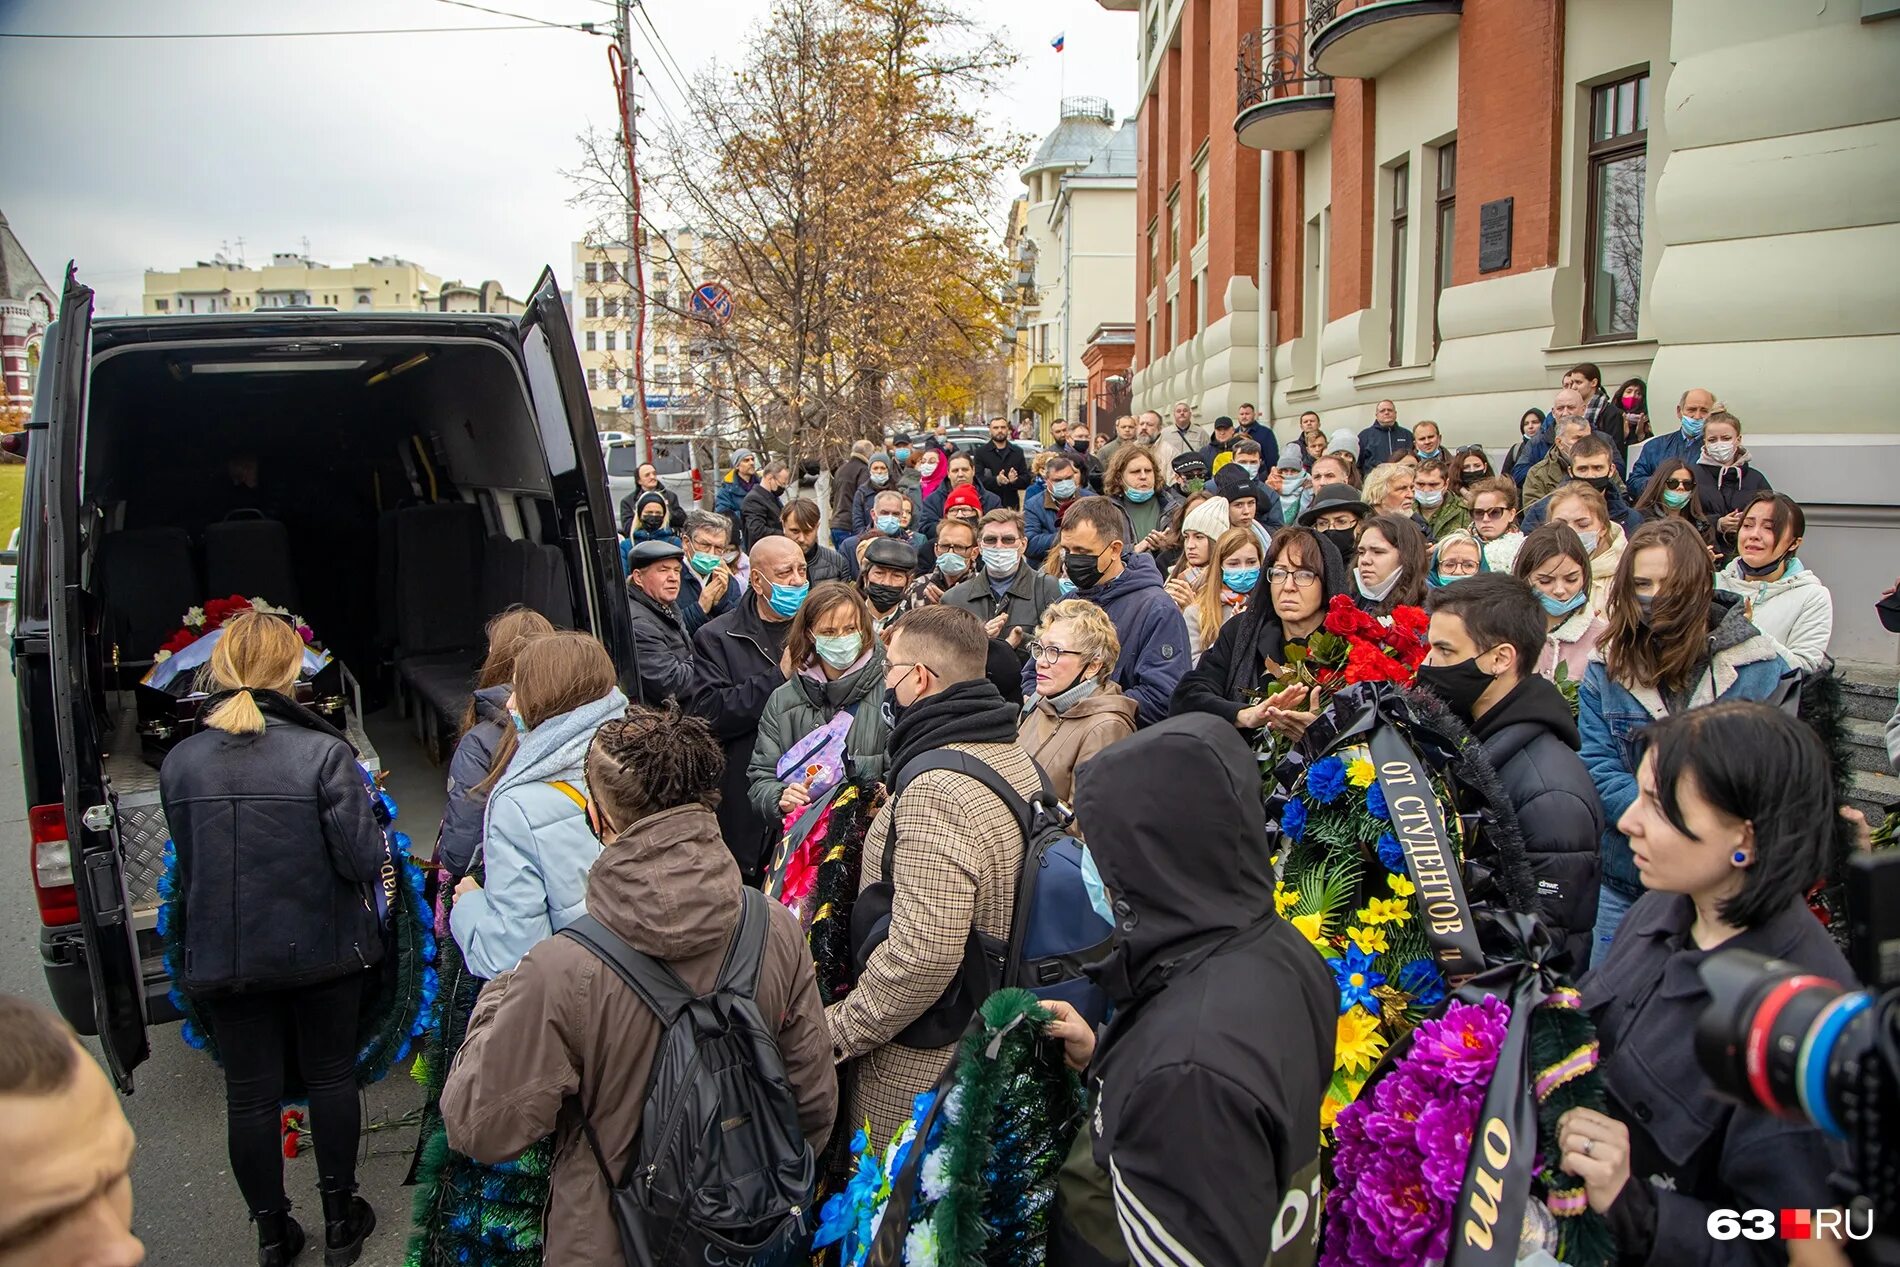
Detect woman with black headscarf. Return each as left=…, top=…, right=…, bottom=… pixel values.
left=1170, top=524, right=1350, bottom=744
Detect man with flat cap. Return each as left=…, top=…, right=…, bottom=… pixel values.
left=625, top=537, right=700, bottom=708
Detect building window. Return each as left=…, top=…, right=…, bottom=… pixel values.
left=1195, top=163, right=1209, bottom=242
left=585, top=330, right=596, bottom=351
left=1389, top=160, right=1409, bottom=367
left=606, top=367, right=620, bottom=391
left=606, top=331, right=617, bottom=351
left=155, top=298, right=169, bottom=312
left=1434, top=141, right=1456, bottom=352
left=586, top=297, right=599, bottom=318
left=605, top=298, right=619, bottom=319
left=587, top=368, right=599, bottom=389
left=1146, top=223, right=1158, bottom=292
left=604, top=261, right=620, bottom=283
left=1586, top=71, right=1649, bottom=341
left=1167, top=194, right=1180, bottom=266
left=1195, top=267, right=1209, bottom=335
left=585, top=262, right=598, bottom=283
left=1165, top=297, right=1177, bottom=350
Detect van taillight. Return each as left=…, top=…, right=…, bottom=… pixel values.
left=29, top=804, right=80, bottom=926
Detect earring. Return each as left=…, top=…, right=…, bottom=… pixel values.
left=1731, top=850, right=1749, bottom=866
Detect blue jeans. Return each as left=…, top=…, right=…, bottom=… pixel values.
left=831, top=526, right=852, bottom=550
left=1590, top=883, right=1638, bottom=970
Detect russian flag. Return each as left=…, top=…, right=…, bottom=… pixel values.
left=1050, top=32, right=1065, bottom=52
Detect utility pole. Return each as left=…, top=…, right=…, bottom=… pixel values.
left=615, top=0, right=652, bottom=457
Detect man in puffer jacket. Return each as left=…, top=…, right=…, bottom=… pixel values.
left=1046, top=714, right=1336, bottom=1267
left=1053, top=498, right=1190, bottom=727
left=1419, top=575, right=1603, bottom=968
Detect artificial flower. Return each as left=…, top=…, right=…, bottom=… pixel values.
left=1386, top=872, right=1416, bottom=899
left=1361, top=896, right=1410, bottom=925
left=904, top=1222, right=941, bottom=1267
left=1417, top=1094, right=1482, bottom=1188
left=1347, top=924, right=1388, bottom=955
left=1365, top=778, right=1389, bottom=820
left=184, top=605, right=206, bottom=628
left=1346, top=757, right=1376, bottom=789
left=1274, top=882, right=1299, bottom=917
left=1376, top=831, right=1407, bottom=874
left=1335, top=1006, right=1388, bottom=1076
left=1330, top=946, right=1387, bottom=1014
left=1291, top=912, right=1329, bottom=950
left=1307, top=756, right=1348, bottom=804
left=1320, top=1092, right=1348, bottom=1134
left=153, top=649, right=172, bottom=663
left=1279, top=796, right=1308, bottom=843
left=1395, top=959, right=1448, bottom=1009
left=919, top=1147, right=950, bottom=1202
left=1323, top=593, right=1376, bottom=637
left=1410, top=995, right=1510, bottom=1087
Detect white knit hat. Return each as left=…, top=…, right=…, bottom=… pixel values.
left=1182, top=496, right=1232, bottom=540
left=1328, top=427, right=1357, bottom=453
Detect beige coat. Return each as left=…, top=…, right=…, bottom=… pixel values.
left=440, top=805, right=837, bottom=1266
left=1016, top=683, right=1139, bottom=805
left=825, top=739, right=1043, bottom=1144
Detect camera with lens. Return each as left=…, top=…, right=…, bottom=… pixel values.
left=1695, top=851, right=1900, bottom=1263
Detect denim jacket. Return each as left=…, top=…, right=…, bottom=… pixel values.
left=1578, top=600, right=1788, bottom=895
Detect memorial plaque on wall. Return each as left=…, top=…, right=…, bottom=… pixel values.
left=1478, top=198, right=1513, bottom=273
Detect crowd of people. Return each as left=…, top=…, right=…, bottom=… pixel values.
left=12, top=370, right=1891, bottom=1267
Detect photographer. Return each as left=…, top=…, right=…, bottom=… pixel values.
left=1567, top=701, right=1853, bottom=1266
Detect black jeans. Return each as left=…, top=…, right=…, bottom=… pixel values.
left=197, top=971, right=366, bottom=1215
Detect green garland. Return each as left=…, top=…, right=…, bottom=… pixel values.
left=1528, top=990, right=1616, bottom=1267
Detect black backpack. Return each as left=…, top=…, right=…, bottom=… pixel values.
left=558, top=891, right=817, bottom=1267
left=849, top=751, right=1113, bottom=1049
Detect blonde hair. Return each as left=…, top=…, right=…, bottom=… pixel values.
left=1034, top=599, right=1120, bottom=683
left=1196, top=526, right=1265, bottom=641
left=204, top=611, right=304, bottom=735
left=1362, top=462, right=1412, bottom=511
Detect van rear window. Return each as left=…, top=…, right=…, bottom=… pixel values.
left=606, top=441, right=692, bottom=477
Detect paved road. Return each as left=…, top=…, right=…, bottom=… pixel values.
left=0, top=651, right=445, bottom=1266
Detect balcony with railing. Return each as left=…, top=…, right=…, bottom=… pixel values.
left=1234, top=22, right=1335, bottom=152
left=1307, top=0, right=1461, bottom=80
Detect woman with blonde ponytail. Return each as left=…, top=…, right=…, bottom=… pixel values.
left=159, top=610, right=389, bottom=1265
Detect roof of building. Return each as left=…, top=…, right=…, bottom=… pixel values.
left=0, top=209, right=53, bottom=303
left=1022, top=97, right=1119, bottom=181
left=1068, top=120, right=1137, bottom=182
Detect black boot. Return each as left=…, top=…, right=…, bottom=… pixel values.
left=254, top=1208, right=306, bottom=1267
left=319, top=1187, right=376, bottom=1267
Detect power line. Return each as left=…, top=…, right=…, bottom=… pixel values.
left=0, top=23, right=591, bottom=40
left=431, top=0, right=601, bottom=32
left=629, top=5, right=695, bottom=102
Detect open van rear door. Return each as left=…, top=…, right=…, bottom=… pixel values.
left=516, top=267, right=637, bottom=685
left=44, top=267, right=148, bottom=1089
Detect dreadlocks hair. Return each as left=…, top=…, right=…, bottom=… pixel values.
left=585, top=702, right=725, bottom=831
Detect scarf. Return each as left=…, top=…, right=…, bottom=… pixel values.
left=887, top=678, right=1020, bottom=780
left=919, top=459, right=947, bottom=501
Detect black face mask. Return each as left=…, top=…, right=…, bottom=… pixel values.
left=881, top=685, right=907, bottom=729
left=1582, top=475, right=1614, bottom=496
left=1320, top=527, right=1358, bottom=566
left=1063, top=549, right=1105, bottom=592
left=864, top=581, right=906, bottom=612
left=1634, top=594, right=1656, bottom=625
left=639, top=515, right=664, bottom=531
left=1415, top=654, right=1497, bottom=720
left=1071, top=437, right=1090, bottom=454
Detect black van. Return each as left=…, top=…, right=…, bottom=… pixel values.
left=13, top=266, right=634, bottom=1091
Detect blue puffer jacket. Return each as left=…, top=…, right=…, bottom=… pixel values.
left=1024, top=483, right=1095, bottom=566
left=1079, top=552, right=1191, bottom=728
left=450, top=686, right=629, bottom=979
left=436, top=684, right=508, bottom=879
left=1578, top=594, right=1788, bottom=896
left=1627, top=428, right=1702, bottom=500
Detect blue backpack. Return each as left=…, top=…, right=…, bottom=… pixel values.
left=850, top=751, right=1113, bottom=1044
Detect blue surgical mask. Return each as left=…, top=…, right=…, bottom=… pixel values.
left=1415, top=488, right=1445, bottom=508
left=1079, top=845, right=1114, bottom=926
left=768, top=581, right=808, bottom=618
left=688, top=551, right=722, bottom=577
left=1051, top=478, right=1079, bottom=500
left=1221, top=565, right=1260, bottom=594
left=981, top=545, right=1020, bottom=577
left=1577, top=529, right=1599, bottom=553
left=1058, top=576, right=1077, bottom=597
left=869, top=471, right=890, bottom=487
left=1238, top=463, right=1259, bottom=479
left=894, top=446, right=912, bottom=461
left=1416, top=447, right=1442, bottom=462
left=1125, top=486, right=1155, bottom=504
left=813, top=632, right=863, bottom=670
left=1538, top=589, right=1589, bottom=618
left=1661, top=488, right=1691, bottom=509
left=875, top=513, right=903, bottom=536
left=509, top=708, right=528, bottom=735
left=936, top=552, right=969, bottom=578
left=1679, top=415, right=1705, bottom=439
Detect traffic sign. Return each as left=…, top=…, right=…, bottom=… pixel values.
left=690, top=282, right=733, bottom=325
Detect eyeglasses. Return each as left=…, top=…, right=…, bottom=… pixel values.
left=1268, top=567, right=1320, bottom=588
left=978, top=535, right=1020, bottom=547
left=1664, top=478, right=1695, bottom=491
left=1027, top=641, right=1084, bottom=665
left=1472, top=506, right=1513, bottom=521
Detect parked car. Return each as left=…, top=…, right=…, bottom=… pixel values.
left=603, top=434, right=698, bottom=527
left=13, top=264, right=633, bottom=1091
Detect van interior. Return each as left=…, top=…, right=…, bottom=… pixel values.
left=75, top=334, right=591, bottom=940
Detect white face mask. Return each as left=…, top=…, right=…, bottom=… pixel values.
left=1355, top=565, right=1402, bottom=602
left=1704, top=440, right=1738, bottom=464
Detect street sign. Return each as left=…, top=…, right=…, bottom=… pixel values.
left=621, top=393, right=637, bottom=410
left=690, top=282, right=733, bottom=325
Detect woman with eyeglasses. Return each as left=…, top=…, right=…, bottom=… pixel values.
left=1187, top=527, right=1265, bottom=665
left=1514, top=524, right=1609, bottom=684
left=1427, top=530, right=1484, bottom=589
left=1631, top=457, right=1714, bottom=548
left=1171, top=526, right=1349, bottom=743
left=1466, top=476, right=1525, bottom=572
left=1018, top=600, right=1136, bottom=804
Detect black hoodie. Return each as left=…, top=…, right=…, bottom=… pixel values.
left=1469, top=674, right=1603, bottom=970
left=1056, top=714, right=1335, bottom=1267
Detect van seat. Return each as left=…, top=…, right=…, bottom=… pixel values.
left=391, top=503, right=486, bottom=658
left=97, top=527, right=199, bottom=665
left=522, top=542, right=574, bottom=628
left=204, top=515, right=301, bottom=611
left=481, top=535, right=528, bottom=615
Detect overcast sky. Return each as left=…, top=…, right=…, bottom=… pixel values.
left=0, top=0, right=1139, bottom=314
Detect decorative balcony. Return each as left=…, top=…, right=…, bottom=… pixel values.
left=1235, top=23, right=1334, bottom=152
left=1308, top=0, right=1462, bottom=80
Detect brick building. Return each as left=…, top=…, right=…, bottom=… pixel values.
left=1098, top=0, right=1900, bottom=658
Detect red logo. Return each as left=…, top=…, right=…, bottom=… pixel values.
left=1780, top=1209, right=1813, bottom=1240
